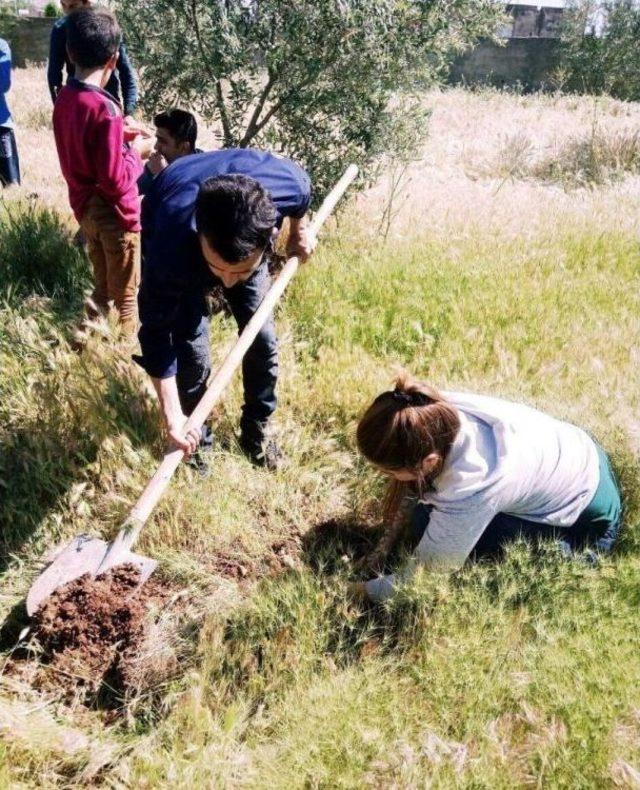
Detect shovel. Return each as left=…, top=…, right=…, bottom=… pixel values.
left=25, top=165, right=358, bottom=617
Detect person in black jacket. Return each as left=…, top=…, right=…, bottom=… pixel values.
left=47, top=0, right=138, bottom=120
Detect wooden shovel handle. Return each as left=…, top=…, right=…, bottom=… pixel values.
left=123, top=164, right=359, bottom=540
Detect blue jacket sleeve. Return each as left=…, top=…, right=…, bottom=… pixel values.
left=140, top=171, right=160, bottom=262
left=117, top=42, right=138, bottom=116
left=136, top=272, right=182, bottom=380
left=137, top=165, right=155, bottom=199
left=47, top=21, right=65, bottom=104
left=272, top=155, right=311, bottom=220
left=136, top=187, right=186, bottom=379
left=0, top=41, right=11, bottom=95
left=290, top=166, right=312, bottom=219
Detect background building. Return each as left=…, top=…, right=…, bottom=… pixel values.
left=449, top=0, right=566, bottom=90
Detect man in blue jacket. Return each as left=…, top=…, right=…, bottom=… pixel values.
left=48, top=0, right=138, bottom=119
left=0, top=37, right=20, bottom=187
left=137, top=149, right=314, bottom=470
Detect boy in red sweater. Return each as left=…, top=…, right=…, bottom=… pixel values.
left=53, top=6, right=151, bottom=335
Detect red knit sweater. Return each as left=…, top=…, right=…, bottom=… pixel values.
left=53, top=78, right=142, bottom=232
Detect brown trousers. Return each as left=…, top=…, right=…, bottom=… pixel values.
left=80, top=195, right=141, bottom=335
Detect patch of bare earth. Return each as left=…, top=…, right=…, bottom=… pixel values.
left=9, top=565, right=185, bottom=704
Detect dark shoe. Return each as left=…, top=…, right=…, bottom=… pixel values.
left=186, top=424, right=215, bottom=477
left=186, top=449, right=210, bottom=476
left=239, top=432, right=283, bottom=471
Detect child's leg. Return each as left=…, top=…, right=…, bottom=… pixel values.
left=9, top=129, right=20, bottom=185
left=79, top=202, right=109, bottom=317
left=104, top=230, right=140, bottom=334
left=83, top=197, right=140, bottom=334
left=224, top=262, right=278, bottom=440
left=411, top=502, right=572, bottom=561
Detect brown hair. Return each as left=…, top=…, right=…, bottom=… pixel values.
left=356, top=375, right=461, bottom=520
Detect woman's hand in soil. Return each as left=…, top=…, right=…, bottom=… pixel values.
left=347, top=581, right=371, bottom=602
left=354, top=548, right=387, bottom=575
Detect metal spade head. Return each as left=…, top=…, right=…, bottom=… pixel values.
left=26, top=534, right=157, bottom=617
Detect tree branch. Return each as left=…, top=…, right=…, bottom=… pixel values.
left=239, top=72, right=277, bottom=147
left=239, top=72, right=320, bottom=148
left=190, top=0, right=234, bottom=146
left=237, top=22, right=357, bottom=148
left=242, top=32, right=353, bottom=146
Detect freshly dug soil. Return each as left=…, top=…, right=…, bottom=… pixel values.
left=30, top=565, right=172, bottom=698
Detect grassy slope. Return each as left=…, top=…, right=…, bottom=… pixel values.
left=1, top=70, right=640, bottom=787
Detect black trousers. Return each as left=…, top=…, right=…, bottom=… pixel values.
left=0, top=126, right=20, bottom=187
left=175, top=261, right=278, bottom=439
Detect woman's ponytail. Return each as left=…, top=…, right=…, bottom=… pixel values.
left=357, top=375, right=461, bottom=524
left=356, top=375, right=460, bottom=478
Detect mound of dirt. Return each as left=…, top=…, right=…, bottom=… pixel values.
left=30, top=565, right=173, bottom=699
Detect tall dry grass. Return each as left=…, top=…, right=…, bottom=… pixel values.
left=359, top=88, right=640, bottom=243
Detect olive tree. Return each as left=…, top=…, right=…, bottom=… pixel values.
left=559, top=0, right=640, bottom=101
left=117, top=0, right=501, bottom=196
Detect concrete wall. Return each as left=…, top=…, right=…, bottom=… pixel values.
left=0, top=17, right=55, bottom=68
left=448, top=38, right=563, bottom=91
left=509, top=6, right=563, bottom=38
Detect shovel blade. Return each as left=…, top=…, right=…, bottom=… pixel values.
left=26, top=534, right=157, bottom=617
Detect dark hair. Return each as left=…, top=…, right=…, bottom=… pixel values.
left=154, top=109, right=198, bottom=150
left=357, top=376, right=461, bottom=523
left=195, top=174, right=277, bottom=263
left=66, top=7, right=121, bottom=69
left=357, top=375, right=460, bottom=479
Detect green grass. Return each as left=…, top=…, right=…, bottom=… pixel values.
left=0, top=199, right=89, bottom=312
left=1, top=197, right=640, bottom=787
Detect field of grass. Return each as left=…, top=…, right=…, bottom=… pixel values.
left=1, top=68, right=640, bottom=787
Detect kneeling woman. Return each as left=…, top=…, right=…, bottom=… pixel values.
left=355, top=376, right=622, bottom=602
